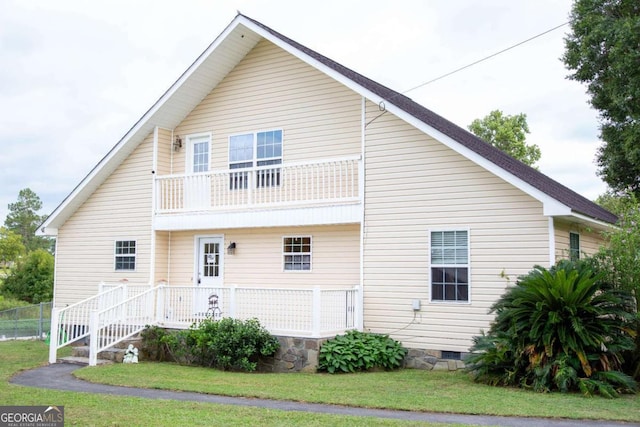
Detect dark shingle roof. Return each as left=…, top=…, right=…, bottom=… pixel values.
left=243, top=14, right=617, bottom=225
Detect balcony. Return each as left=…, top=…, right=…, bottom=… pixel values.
left=154, top=156, right=362, bottom=230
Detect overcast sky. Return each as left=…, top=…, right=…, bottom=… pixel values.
left=0, top=0, right=606, bottom=223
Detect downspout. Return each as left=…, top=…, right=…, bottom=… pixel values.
left=150, top=126, right=158, bottom=285
left=359, top=96, right=366, bottom=331
left=548, top=216, right=556, bottom=267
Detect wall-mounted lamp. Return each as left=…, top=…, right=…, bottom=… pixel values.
left=173, top=135, right=183, bottom=151
left=227, top=242, right=236, bottom=255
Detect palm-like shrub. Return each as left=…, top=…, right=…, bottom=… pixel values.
left=466, top=260, right=637, bottom=397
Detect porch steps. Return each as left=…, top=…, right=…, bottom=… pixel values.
left=59, top=336, right=143, bottom=365
left=56, top=356, right=112, bottom=366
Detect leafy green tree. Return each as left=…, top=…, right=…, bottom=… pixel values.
left=0, top=227, right=25, bottom=265
left=1, top=249, right=54, bottom=304
left=468, top=110, right=541, bottom=168
left=590, top=193, right=640, bottom=377
left=466, top=260, right=636, bottom=397
left=4, top=188, right=50, bottom=253
left=563, top=0, right=640, bottom=195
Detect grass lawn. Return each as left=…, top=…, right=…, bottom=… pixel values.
left=1, top=340, right=455, bottom=426
left=4, top=341, right=640, bottom=425
left=75, top=357, right=640, bottom=422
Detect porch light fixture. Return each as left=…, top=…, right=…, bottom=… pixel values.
left=173, top=135, right=183, bottom=151
left=227, top=242, right=236, bottom=255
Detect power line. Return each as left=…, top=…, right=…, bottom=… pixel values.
left=401, top=21, right=570, bottom=95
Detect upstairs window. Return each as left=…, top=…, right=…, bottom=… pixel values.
left=569, top=232, right=580, bottom=261
left=283, top=236, right=311, bottom=271
left=187, top=134, right=211, bottom=174
left=115, top=240, right=136, bottom=271
left=229, top=130, right=282, bottom=189
left=430, top=230, right=469, bottom=302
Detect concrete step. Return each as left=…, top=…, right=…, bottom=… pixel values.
left=70, top=336, right=143, bottom=364
left=57, top=356, right=113, bottom=366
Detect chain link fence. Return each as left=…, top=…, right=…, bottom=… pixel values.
left=0, top=302, right=52, bottom=340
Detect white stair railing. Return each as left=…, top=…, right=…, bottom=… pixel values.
left=88, top=288, right=157, bottom=366
left=48, top=284, right=126, bottom=364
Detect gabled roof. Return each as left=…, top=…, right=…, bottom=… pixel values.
left=40, top=13, right=616, bottom=234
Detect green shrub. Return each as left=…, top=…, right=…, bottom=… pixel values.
left=0, top=295, right=31, bottom=311
left=1, top=250, right=53, bottom=304
left=318, top=330, right=406, bottom=373
left=466, top=259, right=637, bottom=397
left=141, top=318, right=279, bottom=372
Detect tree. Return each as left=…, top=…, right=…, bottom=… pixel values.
left=590, top=193, right=640, bottom=377
left=563, top=0, right=640, bottom=195
left=1, top=249, right=54, bottom=304
left=468, top=110, right=541, bottom=168
left=4, top=188, right=50, bottom=253
left=0, top=227, right=25, bottom=265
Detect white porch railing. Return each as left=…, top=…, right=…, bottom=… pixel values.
left=155, top=156, right=361, bottom=213
left=156, top=285, right=359, bottom=337
left=89, top=288, right=157, bottom=366
left=49, top=284, right=360, bottom=366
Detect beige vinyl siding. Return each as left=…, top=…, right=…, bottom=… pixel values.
left=554, top=219, right=605, bottom=261
left=169, top=39, right=361, bottom=174
left=154, top=231, right=170, bottom=283
left=53, top=134, right=154, bottom=307
left=166, top=225, right=359, bottom=288
left=156, top=128, right=172, bottom=176
left=362, top=102, right=549, bottom=352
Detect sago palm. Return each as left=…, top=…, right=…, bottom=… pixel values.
left=466, top=260, right=636, bottom=396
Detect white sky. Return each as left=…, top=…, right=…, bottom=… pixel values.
left=0, top=0, right=607, bottom=223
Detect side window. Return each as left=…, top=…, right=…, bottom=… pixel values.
left=283, top=236, right=311, bottom=271
left=569, top=232, right=580, bottom=261
left=430, top=230, right=469, bottom=302
left=115, top=240, right=136, bottom=271
left=187, top=134, right=211, bottom=174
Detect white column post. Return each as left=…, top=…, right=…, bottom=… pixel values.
left=228, top=285, right=236, bottom=318
left=48, top=308, right=60, bottom=364
left=89, top=311, right=99, bottom=367
left=355, top=285, right=363, bottom=330
left=312, top=287, right=321, bottom=338
left=156, top=285, right=165, bottom=324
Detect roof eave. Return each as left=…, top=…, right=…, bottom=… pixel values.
left=40, top=15, right=261, bottom=233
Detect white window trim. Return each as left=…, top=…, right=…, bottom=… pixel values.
left=282, top=235, right=312, bottom=272
left=228, top=128, right=284, bottom=167
left=185, top=132, right=212, bottom=174
left=114, top=239, right=137, bottom=272
left=428, top=228, right=471, bottom=304
left=569, top=231, right=580, bottom=261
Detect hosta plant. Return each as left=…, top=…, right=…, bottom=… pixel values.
left=319, top=330, right=406, bottom=373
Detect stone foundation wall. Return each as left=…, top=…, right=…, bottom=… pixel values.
left=258, top=336, right=328, bottom=373
left=404, top=348, right=467, bottom=371
left=258, top=335, right=467, bottom=373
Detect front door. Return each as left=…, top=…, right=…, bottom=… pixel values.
left=195, top=237, right=223, bottom=318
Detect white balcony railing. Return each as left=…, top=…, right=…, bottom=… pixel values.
left=155, top=156, right=361, bottom=213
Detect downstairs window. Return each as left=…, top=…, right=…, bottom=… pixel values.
left=430, top=230, right=469, bottom=302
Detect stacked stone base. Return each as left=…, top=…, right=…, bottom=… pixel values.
left=403, top=348, right=466, bottom=371
left=258, top=336, right=466, bottom=373
left=258, top=336, right=327, bottom=373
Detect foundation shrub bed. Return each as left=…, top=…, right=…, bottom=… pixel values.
left=141, top=318, right=279, bottom=372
